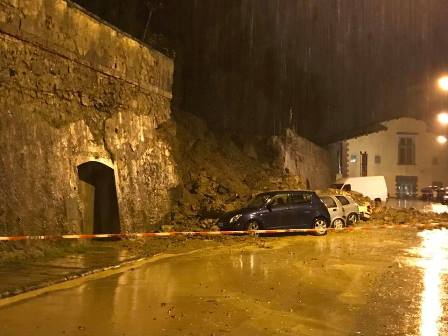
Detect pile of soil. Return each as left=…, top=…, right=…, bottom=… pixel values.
left=158, top=112, right=306, bottom=231
left=369, top=206, right=448, bottom=225
left=157, top=112, right=448, bottom=231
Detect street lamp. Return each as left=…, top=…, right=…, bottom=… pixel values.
left=436, top=77, right=448, bottom=145
left=437, top=112, right=448, bottom=125
left=437, top=135, right=447, bottom=144
left=437, top=75, right=448, bottom=93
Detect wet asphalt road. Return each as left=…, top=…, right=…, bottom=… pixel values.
left=1, top=229, right=448, bottom=336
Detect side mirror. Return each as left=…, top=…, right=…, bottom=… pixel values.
left=266, top=203, right=273, bottom=212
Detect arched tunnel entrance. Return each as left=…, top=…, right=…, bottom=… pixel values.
left=77, top=162, right=120, bottom=234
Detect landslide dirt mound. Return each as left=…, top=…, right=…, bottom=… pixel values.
left=158, top=111, right=306, bottom=231
left=369, top=206, right=448, bottom=225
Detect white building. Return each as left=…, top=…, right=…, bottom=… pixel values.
left=344, top=118, right=448, bottom=198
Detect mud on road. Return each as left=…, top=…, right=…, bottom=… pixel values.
left=2, top=228, right=447, bottom=336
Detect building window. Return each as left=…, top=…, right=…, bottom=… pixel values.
left=375, top=155, right=381, bottom=164
left=432, top=157, right=439, bottom=165
left=398, top=137, right=415, bottom=165
left=350, top=154, right=357, bottom=163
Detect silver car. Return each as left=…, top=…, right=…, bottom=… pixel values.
left=320, top=195, right=346, bottom=230
left=334, top=195, right=360, bottom=225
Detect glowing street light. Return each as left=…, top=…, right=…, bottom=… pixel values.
left=437, top=135, right=447, bottom=145
left=437, top=76, right=448, bottom=92
left=437, top=112, right=448, bottom=125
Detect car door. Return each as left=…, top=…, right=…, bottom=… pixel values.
left=344, top=196, right=359, bottom=215
left=286, top=192, right=314, bottom=228
left=335, top=195, right=352, bottom=217
left=261, top=193, right=289, bottom=229
left=321, top=196, right=343, bottom=224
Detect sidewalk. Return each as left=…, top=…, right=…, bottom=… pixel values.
left=0, top=242, right=138, bottom=298
left=0, top=237, right=237, bottom=299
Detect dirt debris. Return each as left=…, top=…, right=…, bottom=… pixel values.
left=369, top=206, right=448, bottom=226
left=158, top=111, right=307, bottom=231
left=160, top=112, right=448, bottom=231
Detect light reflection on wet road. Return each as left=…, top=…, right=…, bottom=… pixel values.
left=1, top=229, right=448, bottom=335
left=406, top=230, right=448, bottom=336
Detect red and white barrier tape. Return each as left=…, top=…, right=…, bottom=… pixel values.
left=0, top=222, right=447, bottom=241
left=346, top=222, right=447, bottom=231
left=0, top=228, right=315, bottom=241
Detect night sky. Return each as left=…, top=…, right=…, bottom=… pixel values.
left=74, top=0, right=448, bottom=143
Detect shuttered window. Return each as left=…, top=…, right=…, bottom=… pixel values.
left=398, top=137, right=415, bottom=165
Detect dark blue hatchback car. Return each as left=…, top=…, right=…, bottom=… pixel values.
left=218, top=191, right=331, bottom=235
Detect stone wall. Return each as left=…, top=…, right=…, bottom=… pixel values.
left=271, top=129, right=332, bottom=190
left=0, top=0, right=177, bottom=235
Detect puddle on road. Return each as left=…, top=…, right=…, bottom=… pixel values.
left=0, top=231, right=437, bottom=336
left=403, top=229, right=448, bottom=336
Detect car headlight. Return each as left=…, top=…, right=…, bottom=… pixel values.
left=230, top=214, right=242, bottom=223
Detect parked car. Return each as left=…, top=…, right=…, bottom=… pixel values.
left=217, top=191, right=331, bottom=235
left=320, top=195, right=346, bottom=230
left=421, top=186, right=436, bottom=202
left=421, top=186, right=448, bottom=204
left=331, top=176, right=388, bottom=203
left=442, top=189, right=448, bottom=205
left=358, top=203, right=372, bottom=220
left=333, top=194, right=360, bottom=224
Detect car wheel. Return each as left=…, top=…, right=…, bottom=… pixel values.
left=246, top=221, right=260, bottom=236
left=347, top=213, right=358, bottom=225
left=313, top=218, right=328, bottom=236
left=332, top=218, right=345, bottom=231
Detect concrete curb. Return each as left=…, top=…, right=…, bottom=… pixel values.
left=0, top=256, right=144, bottom=300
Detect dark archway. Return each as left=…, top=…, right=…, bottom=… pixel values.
left=77, top=162, right=120, bottom=234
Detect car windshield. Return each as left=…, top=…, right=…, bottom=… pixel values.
left=246, top=194, right=270, bottom=208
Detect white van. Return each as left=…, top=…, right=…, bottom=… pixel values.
left=331, top=176, right=388, bottom=202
